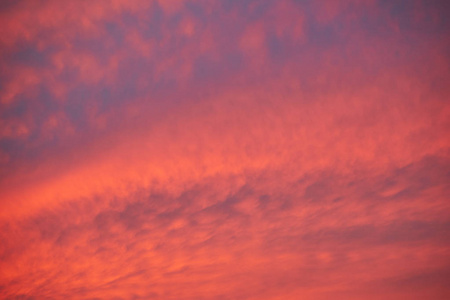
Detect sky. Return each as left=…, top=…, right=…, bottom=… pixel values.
left=0, top=0, right=449, bottom=299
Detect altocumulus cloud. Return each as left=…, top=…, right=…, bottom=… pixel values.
left=0, top=0, right=449, bottom=299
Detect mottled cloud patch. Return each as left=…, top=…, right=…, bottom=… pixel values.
left=1, top=159, right=449, bottom=299
left=0, top=0, right=449, bottom=299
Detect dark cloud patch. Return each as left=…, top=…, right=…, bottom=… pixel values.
left=0, top=0, right=22, bottom=14
left=4, top=43, right=54, bottom=68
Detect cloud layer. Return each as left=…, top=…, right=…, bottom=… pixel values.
left=0, top=0, right=449, bottom=299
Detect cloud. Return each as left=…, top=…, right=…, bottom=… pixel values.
left=0, top=0, right=449, bottom=299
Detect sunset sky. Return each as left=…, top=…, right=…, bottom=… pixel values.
left=0, top=0, right=449, bottom=299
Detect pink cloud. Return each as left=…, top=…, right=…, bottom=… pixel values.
left=0, top=0, right=449, bottom=299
